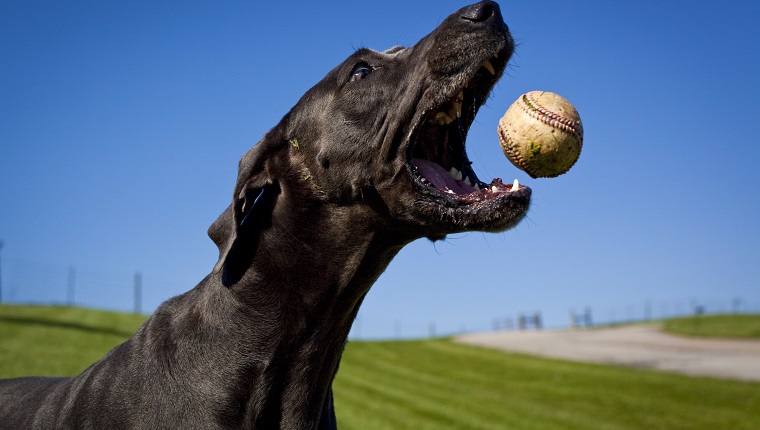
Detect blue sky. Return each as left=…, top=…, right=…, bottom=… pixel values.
left=1, top=1, right=759, bottom=338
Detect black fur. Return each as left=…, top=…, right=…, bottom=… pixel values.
left=0, top=2, right=530, bottom=429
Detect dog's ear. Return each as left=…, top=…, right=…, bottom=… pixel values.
left=208, top=135, right=282, bottom=286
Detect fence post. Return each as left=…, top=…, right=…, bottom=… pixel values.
left=134, top=272, right=142, bottom=314
left=67, top=266, right=76, bottom=306
left=732, top=298, right=742, bottom=314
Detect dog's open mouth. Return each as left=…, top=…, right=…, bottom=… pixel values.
left=407, top=51, right=530, bottom=207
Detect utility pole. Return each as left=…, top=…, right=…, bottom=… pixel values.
left=134, top=272, right=142, bottom=314
left=67, top=266, right=76, bottom=306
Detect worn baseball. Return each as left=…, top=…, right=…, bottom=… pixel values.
left=497, top=91, right=583, bottom=178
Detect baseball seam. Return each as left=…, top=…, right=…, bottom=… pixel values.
left=518, top=93, right=584, bottom=142
left=498, top=122, right=542, bottom=179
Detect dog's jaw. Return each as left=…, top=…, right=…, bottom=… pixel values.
left=396, top=1, right=531, bottom=238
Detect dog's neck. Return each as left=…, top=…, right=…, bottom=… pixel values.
left=204, top=204, right=406, bottom=428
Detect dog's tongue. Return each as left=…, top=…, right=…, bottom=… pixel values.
left=411, top=158, right=475, bottom=194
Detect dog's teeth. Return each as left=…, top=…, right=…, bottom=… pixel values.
left=493, top=51, right=499, bottom=59
left=434, top=111, right=454, bottom=125
left=482, top=59, right=496, bottom=75
left=448, top=167, right=463, bottom=181
left=511, top=179, right=520, bottom=191
left=449, top=105, right=460, bottom=120
left=447, top=189, right=455, bottom=194
left=453, top=101, right=462, bottom=118
left=491, top=185, right=499, bottom=193
left=464, top=177, right=472, bottom=186
left=474, top=183, right=481, bottom=190
left=449, top=92, right=462, bottom=118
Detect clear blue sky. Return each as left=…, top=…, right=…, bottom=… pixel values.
left=1, top=1, right=759, bottom=338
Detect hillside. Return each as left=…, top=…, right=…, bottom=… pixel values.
left=1, top=305, right=758, bottom=429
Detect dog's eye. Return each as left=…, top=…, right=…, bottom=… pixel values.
left=349, top=63, right=373, bottom=82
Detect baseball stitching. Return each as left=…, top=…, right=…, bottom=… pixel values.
left=518, top=92, right=584, bottom=142
left=498, top=122, right=541, bottom=178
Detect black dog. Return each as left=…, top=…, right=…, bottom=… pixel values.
left=0, top=2, right=530, bottom=428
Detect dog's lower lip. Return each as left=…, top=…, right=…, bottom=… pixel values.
left=410, top=158, right=530, bottom=204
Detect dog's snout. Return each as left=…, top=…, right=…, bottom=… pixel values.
left=461, top=0, right=501, bottom=24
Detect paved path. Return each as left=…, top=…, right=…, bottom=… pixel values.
left=456, top=325, right=760, bottom=381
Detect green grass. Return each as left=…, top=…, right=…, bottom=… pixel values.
left=1, top=305, right=759, bottom=429
left=334, top=340, right=760, bottom=430
left=662, top=314, right=760, bottom=339
left=0, top=304, right=146, bottom=377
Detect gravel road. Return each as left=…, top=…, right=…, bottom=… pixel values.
left=456, top=324, right=760, bottom=381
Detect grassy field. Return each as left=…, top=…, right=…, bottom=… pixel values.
left=334, top=340, right=759, bottom=430
left=1, top=304, right=759, bottom=429
left=0, top=304, right=146, bottom=377
left=663, top=314, right=760, bottom=339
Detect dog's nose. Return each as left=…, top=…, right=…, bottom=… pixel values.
left=461, top=0, right=500, bottom=23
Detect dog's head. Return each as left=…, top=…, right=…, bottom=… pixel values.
left=210, top=1, right=531, bottom=282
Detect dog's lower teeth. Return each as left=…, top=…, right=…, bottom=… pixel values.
left=464, top=177, right=472, bottom=186
left=448, top=167, right=463, bottom=181
left=491, top=185, right=498, bottom=193
left=512, top=179, right=520, bottom=191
